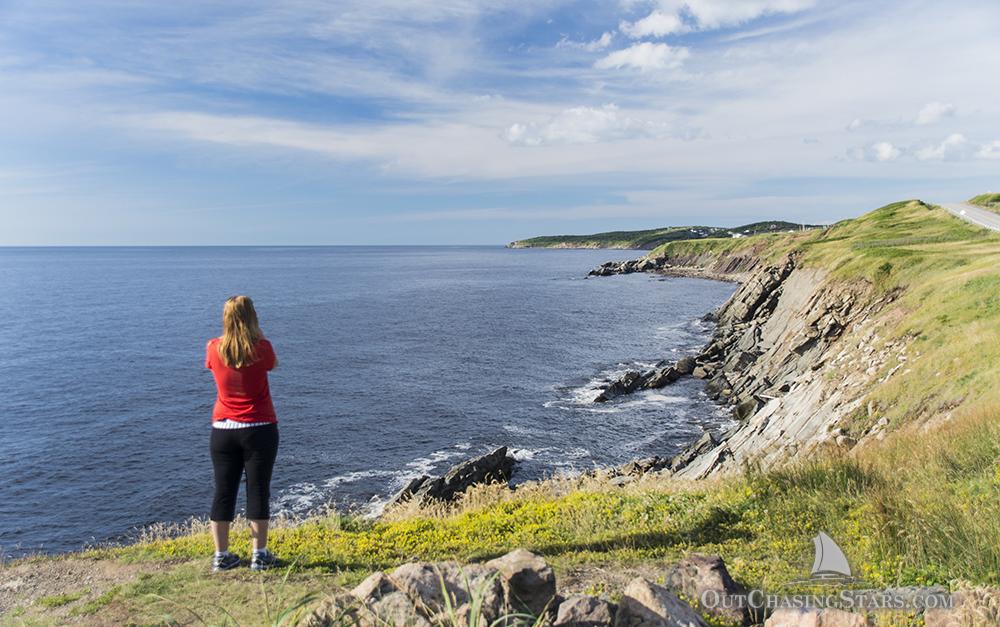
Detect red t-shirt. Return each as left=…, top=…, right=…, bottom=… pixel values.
left=205, top=337, right=277, bottom=423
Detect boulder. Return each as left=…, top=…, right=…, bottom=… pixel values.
left=304, top=592, right=363, bottom=627
left=485, top=549, right=557, bottom=618
left=765, top=608, right=870, bottom=626
left=666, top=555, right=751, bottom=625
left=388, top=447, right=516, bottom=506
left=691, top=364, right=715, bottom=379
left=643, top=367, right=680, bottom=389
left=674, top=356, right=697, bottom=376
left=390, top=562, right=504, bottom=622
left=555, top=595, right=617, bottom=626
left=614, top=577, right=708, bottom=627
left=734, top=397, right=763, bottom=421
left=595, top=371, right=644, bottom=402
left=366, top=592, right=432, bottom=627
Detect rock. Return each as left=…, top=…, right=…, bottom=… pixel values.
left=675, top=356, right=697, bottom=376
left=485, top=549, right=557, bottom=618
left=352, top=571, right=398, bottom=602
left=555, top=595, right=617, bottom=626
left=390, top=562, right=504, bottom=622
left=765, top=607, right=870, bottom=626
left=666, top=555, right=751, bottom=626
left=389, top=476, right=430, bottom=506
left=614, top=577, right=708, bottom=627
left=304, top=592, right=363, bottom=627
left=621, top=456, right=670, bottom=477
left=734, top=397, right=763, bottom=421
left=670, top=432, right=718, bottom=472
left=835, top=435, right=856, bottom=448
left=366, top=591, right=432, bottom=627
left=644, top=367, right=680, bottom=389
left=595, top=371, right=644, bottom=402
left=389, top=447, right=517, bottom=506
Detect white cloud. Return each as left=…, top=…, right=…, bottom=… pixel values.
left=851, top=141, right=901, bottom=162
left=620, top=11, right=687, bottom=38
left=557, top=31, right=614, bottom=51
left=594, top=42, right=689, bottom=71
left=915, top=101, right=956, bottom=125
left=915, top=133, right=970, bottom=161
left=872, top=141, right=901, bottom=162
left=977, top=140, right=1000, bottom=160
left=502, top=104, right=668, bottom=146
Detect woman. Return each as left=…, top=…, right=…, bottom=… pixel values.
left=205, top=295, right=280, bottom=572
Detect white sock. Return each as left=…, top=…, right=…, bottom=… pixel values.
left=215, top=550, right=229, bottom=557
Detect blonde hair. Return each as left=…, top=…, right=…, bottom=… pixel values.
left=218, top=295, right=263, bottom=369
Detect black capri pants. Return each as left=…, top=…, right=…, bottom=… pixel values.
left=209, top=424, right=279, bottom=521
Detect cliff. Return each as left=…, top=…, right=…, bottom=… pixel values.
left=590, top=200, right=1000, bottom=480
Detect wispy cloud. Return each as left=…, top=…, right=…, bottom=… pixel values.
left=502, top=104, right=669, bottom=146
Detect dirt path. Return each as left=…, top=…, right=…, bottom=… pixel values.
left=0, top=555, right=171, bottom=624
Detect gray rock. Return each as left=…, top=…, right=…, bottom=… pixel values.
left=391, top=562, right=504, bottom=622
left=595, top=371, right=645, bottom=402
left=643, top=367, right=680, bottom=389
left=666, top=555, right=751, bottom=625
left=734, top=397, right=763, bottom=421
left=670, top=432, right=718, bottom=473
left=620, top=456, right=670, bottom=477
left=485, top=548, right=557, bottom=618
left=304, top=592, right=363, bottom=627
left=674, top=356, right=697, bottom=375
left=367, top=591, right=432, bottom=627
left=388, top=447, right=516, bottom=506
left=556, top=595, right=617, bottom=626
left=614, top=577, right=708, bottom=627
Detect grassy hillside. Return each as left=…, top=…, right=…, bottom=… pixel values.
left=507, top=221, right=816, bottom=249
left=7, top=200, right=1000, bottom=625
left=650, top=200, right=1000, bottom=435
left=970, top=192, right=1000, bottom=213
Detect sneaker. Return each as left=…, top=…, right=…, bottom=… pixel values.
left=250, top=548, right=280, bottom=571
left=212, top=551, right=241, bottom=572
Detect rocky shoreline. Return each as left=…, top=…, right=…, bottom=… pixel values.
left=383, top=244, right=906, bottom=506
left=585, top=247, right=907, bottom=481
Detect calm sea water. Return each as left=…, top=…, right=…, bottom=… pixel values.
left=0, top=246, right=735, bottom=556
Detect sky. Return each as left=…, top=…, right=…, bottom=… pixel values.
left=1, top=0, right=998, bottom=245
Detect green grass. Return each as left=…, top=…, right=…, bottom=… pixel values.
left=970, top=192, right=1000, bottom=213
left=34, top=589, right=87, bottom=608
left=508, top=221, right=816, bottom=249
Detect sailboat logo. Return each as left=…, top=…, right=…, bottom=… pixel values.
left=809, top=532, right=853, bottom=580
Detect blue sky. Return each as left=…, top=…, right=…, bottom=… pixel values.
left=1, top=0, right=998, bottom=245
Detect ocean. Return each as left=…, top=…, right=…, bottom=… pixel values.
left=0, top=246, right=735, bottom=556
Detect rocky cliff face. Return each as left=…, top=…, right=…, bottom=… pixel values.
left=592, top=251, right=908, bottom=478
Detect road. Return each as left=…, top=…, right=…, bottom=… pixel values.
left=939, top=201, right=1000, bottom=232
